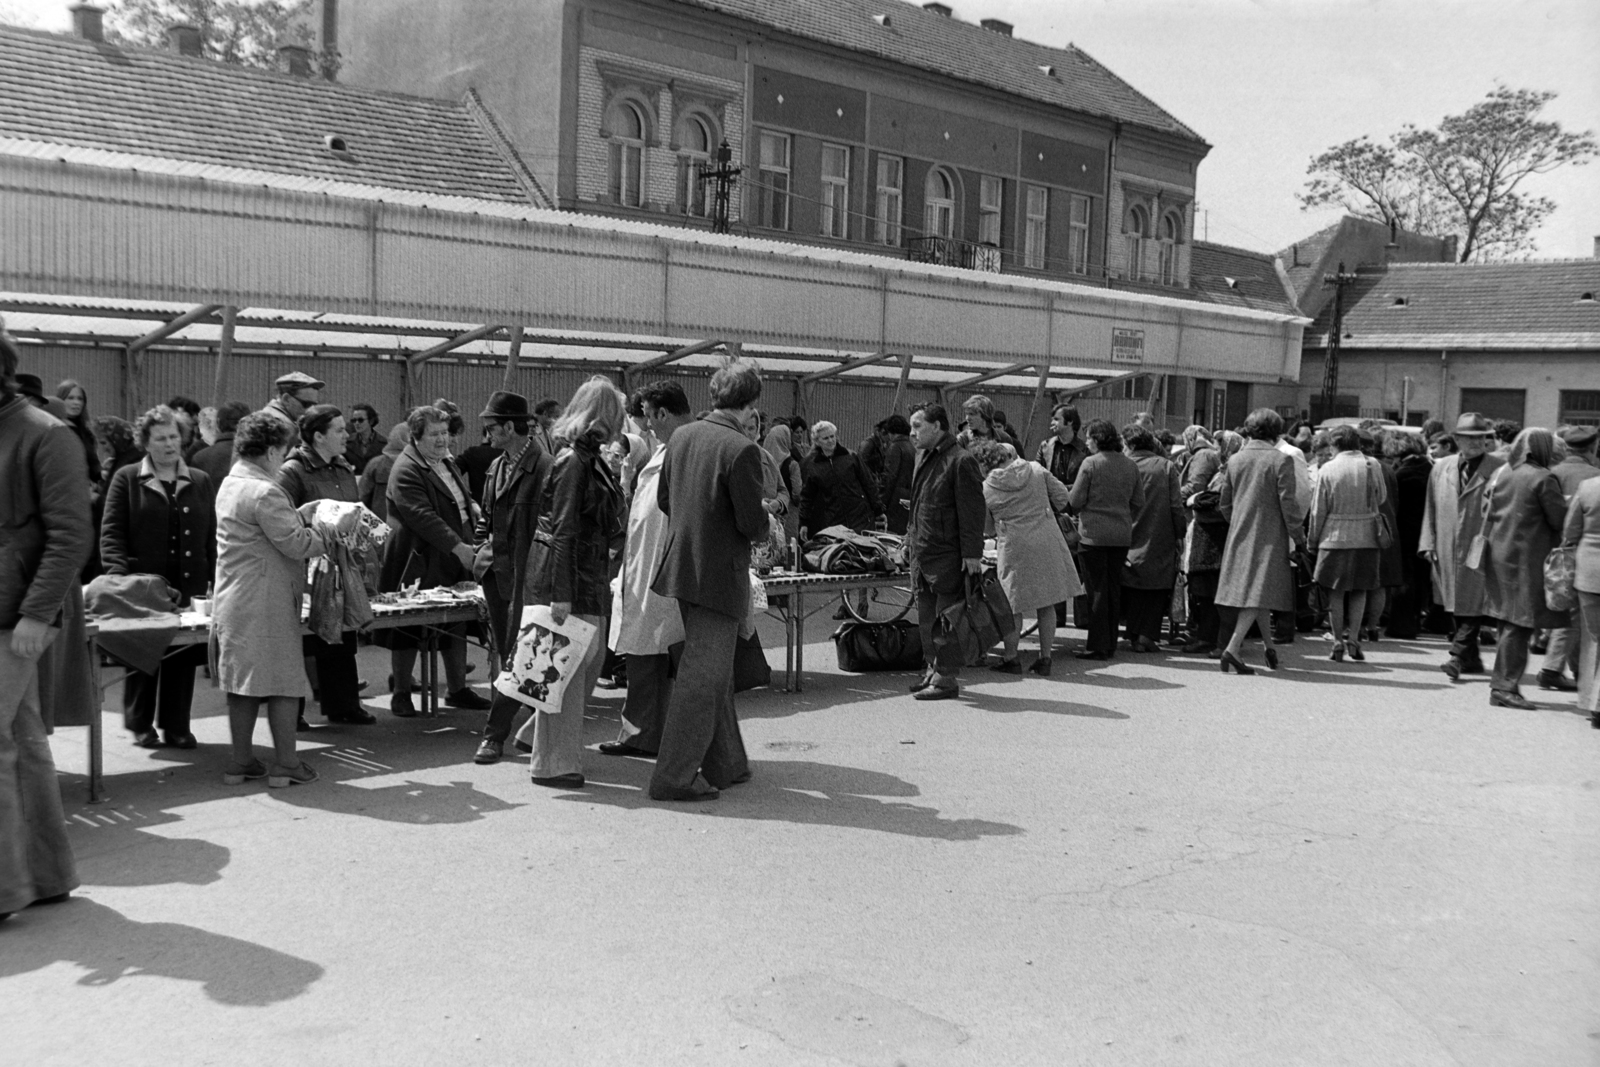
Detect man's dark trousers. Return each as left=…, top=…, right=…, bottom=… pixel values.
left=480, top=570, right=521, bottom=742
left=650, top=603, right=748, bottom=793
left=914, top=576, right=965, bottom=685
left=1449, top=614, right=1486, bottom=669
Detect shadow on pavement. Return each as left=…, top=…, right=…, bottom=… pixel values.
left=566, top=758, right=1025, bottom=841
left=0, top=898, right=323, bottom=1006
left=66, top=805, right=230, bottom=888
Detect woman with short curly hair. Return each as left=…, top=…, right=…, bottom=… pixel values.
left=1065, top=419, right=1144, bottom=660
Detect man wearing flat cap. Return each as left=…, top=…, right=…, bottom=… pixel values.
left=1420, top=413, right=1507, bottom=681
left=260, top=371, right=325, bottom=429
left=470, top=391, right=552, bottom=765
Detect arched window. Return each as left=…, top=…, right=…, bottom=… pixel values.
left=1159, top=210, right=1183, bottom=284
left=1125, top=203, right=1150, bottom=280
left=607, top=99, right=648, bottom=208
left=924, top=168, right=957, bottom=239
left=677, top=113, right=713, bottom=218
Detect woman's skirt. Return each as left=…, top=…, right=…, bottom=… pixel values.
left=1314, top=547, right=1382, bottom=592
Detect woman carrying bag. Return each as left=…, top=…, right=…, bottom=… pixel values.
left=1308, top=425, right=1387, bottom=662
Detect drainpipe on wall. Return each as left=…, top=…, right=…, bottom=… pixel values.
left=1439, top=350, right=1449, bottom=421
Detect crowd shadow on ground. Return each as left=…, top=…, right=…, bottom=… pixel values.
left=0, top=898, right=323, bottom=1006
left=564, top=757, right=1025, bottom=841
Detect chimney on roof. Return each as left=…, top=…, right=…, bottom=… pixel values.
left=923, top=2, right=953, bottom=15
left=167, top=23, right=203, bottom=57
left=980, top=18, right=1012, bottom=35
left=1593, top=235, right=1599, bottom=260
left=277, top=40, right=313, bottom=77
left=69, top=3, right=104, bottom=42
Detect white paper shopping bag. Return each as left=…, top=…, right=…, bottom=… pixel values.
left=492, top=605, right=598, bottom=713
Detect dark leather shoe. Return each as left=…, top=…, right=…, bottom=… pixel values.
left=446, top=688, right=491, bottom=710
left=1440, top=660, right=1461, bottom=682
left=1489, top=690, right=1536, bottom=710
left=1537, top=670, right=1577, bottom=692
left=598, top=741, right=656, bottom=758
left=907, top=674, right=933, bottom=692
left=1028, top=658, right=1052, bottom=676
left=531, top=772, right=585, bottom=789
left=912, top=683, right=959, bottom=701
left=296, top=714, right=312, bottom=732
left=989, top=658, right=1023, bottom=674
left=390, top=693, right=418, bottom=718
left=650, top=775, right=719, bottom=802
left=162, top=731, right=198, bottom=749
left=327, top=710, right=377, bottom=725
left=132, top=730, right=162, bottom=749
left=473, top=739, right=503, bottom=765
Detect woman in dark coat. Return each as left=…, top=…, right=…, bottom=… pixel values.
left=1216, top=409, right=1305, bottom=675
left=799, top=420, right=882, bottom=535
left=1121, top=423, right=1186, bottom=652
left=276, top=404, right=373, bottom=726
left=56, top=380, right=103, bottom=578
left=518, top=376, right=626, bottom=788
left=1361, top=430, right=1405, bottom=641
left=1482, top=428, right=1569, bottom=709
left=100, top=405, right=216, bottom=748
left=1065, top=419, right=1144, bottom=660
left=1179, top=427, right=1234, bottom=655
left=1384, top=432, right=1434, bottom=639
left=379, top=405, right=489, bottom=717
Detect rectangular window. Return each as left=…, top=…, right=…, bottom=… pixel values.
left=1459, top=388, right=1526, bottom=426
left=679, top=158, right=708, bottom=217
left=874, top=155, right=903, bottom=246
left=609, top=142, right=643, bottom=207
left=1023, top=185, right=1048, bottom=269
left=1067, top=194, right=1090, bottom=275
left=820, top=143, right=850, bottom=239
left=756, top=130, right=791, bottom=230
left=1159, top=240, right=1178, bottom=285
left=1125, top=233, right=1143, bottom=280
left=978, top=175, right=1002, bottom=248
left=1560, top=390, right=1600, bottom=426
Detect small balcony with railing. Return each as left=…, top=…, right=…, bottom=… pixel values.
left=906, top=236, right=1002, bottom=274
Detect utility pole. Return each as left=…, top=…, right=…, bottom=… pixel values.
left=697, top=140, right=742, bottom=235
left=1319, top=260, right=1359, bottom=422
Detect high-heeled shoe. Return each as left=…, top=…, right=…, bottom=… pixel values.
left=1219, top=650, right=1255, bottom=675
left=1264, top=647, right=1279, bottom=671
left=1330, top=642, right=1346, bottom=662
left=1348, top=643, right=1365, bottom=662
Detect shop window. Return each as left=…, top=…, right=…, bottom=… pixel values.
left=874, top=155, right=903, bottom=246
left=820, top=143, right=850, bottom=239
left=756, top=130, right=791, bottom=230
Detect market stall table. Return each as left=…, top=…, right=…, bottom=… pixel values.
left=759, top=569, right=915, bottom=692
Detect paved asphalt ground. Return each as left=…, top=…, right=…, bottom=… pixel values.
left=5, top=616, right=1597, bottom=1066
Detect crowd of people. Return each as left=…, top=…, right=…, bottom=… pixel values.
left=3, top=320, right=1599, bottom=916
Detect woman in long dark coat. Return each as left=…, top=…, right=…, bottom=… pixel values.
left=1362, top=430, right=1405, bottom=640
left=1215, top=409, right=1305, bottom=674
left=1482, top=428, right=1569, bottom=709
left=1179, top=428, right=1234, bottom=655
left=1384, top=432, right=1433, bottom=639
left=1121, top=423, right=1185, bottom=652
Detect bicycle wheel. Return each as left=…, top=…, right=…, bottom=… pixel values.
left=838, top=582, right=914, bottom=624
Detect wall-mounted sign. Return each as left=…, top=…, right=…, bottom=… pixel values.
left=1110, top=328, right=1145, bottom=365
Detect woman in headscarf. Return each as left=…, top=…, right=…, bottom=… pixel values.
left=1177, top=426, right=1226, bottom=655
left=762, top=422, right=804, bottom=551
left=1481, top=428, right=1569, bottom=709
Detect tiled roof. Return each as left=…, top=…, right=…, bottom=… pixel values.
left=1305, top=260, right=1600, bottom=350
left=1188, top=241, right=1299, bottom=316
left=669, top=0, right=1205, bottom=145
left=1277, top=218, right=1345, bottom=306
left=0, top=24, right=530, bottom=203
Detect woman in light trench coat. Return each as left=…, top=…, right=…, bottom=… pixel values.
left=211, top=413, right=327, bottom=789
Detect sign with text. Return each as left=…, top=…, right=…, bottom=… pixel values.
left=1110, top=328, right=1145, bottom=365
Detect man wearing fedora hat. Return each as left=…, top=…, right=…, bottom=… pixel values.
left=1535, top=425, right=1600, bottom=691
left=1420, top=413, right=1508, bottom=680
left=470, top=391, right=553, bottom=764
left=260, top=371, right=325, bottom=429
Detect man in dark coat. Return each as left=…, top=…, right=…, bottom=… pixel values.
left=648, top=362, right=769, bottom=801
left=0, top=332, right=89, bottom=920
left=799, top=420, right=883, bottom=535
left=906, top=404, right=985, bottom=700
left=879, top=415, right=917, bottom=535
left=189, top=400, right=250, bottom=489
left=470, top=391, right=552, bottom=764
left=380, top=405, right=488, bottom=716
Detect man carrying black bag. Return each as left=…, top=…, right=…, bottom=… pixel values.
left=906, top=404, right=986, bottom=701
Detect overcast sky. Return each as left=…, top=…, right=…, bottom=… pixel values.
left=6, top=0, right=1597, bottom=259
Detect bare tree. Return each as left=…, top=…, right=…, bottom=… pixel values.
left=1300, top=86, right=1595, bottom=261
left=102, top=0, right=338, bottom=77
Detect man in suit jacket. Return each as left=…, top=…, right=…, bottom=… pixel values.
left=1419, top=413, right=1506, bottom=681
left=905, top=403, right=986, bottom=700
left=647, top=362, right=769, bottom=801
left=469, top=391, right=551, bottom=763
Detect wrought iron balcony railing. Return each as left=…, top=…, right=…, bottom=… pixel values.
left=906, top=236, right=1002, bottom=273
